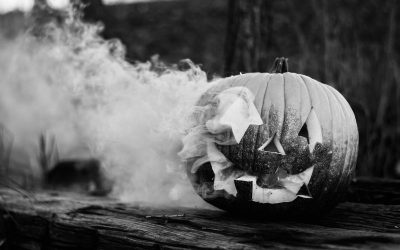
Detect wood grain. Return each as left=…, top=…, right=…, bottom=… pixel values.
left=1, top=180, right=400, bottom=249
left=348, top=177, right=400, bottom=204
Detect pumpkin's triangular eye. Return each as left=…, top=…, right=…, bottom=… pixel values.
left=258, top=133, right=286, bottom=155
left=299, top=108, right=323, bottom=152
left=298, top=123, right=309, bottom=143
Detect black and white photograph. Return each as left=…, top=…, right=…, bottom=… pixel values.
left=0, top=0, right=399, bottom=249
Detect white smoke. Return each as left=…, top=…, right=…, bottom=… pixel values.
left=0, top=9, right=214, bottom=207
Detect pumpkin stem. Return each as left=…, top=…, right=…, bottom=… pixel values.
left=270, top=57, right=289, bottom=73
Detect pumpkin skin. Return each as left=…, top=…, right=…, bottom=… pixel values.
left=183, top=58, right=358, bottom=218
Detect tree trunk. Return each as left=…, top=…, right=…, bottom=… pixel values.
left=224, top=0, right=264, bottom=76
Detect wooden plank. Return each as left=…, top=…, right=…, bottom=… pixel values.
left=348, top=177, right=400, bottom=204
left=0, top=188, right=400, bottom=249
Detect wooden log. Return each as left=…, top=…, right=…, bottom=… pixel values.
left=0, top=187, right=400, bottom=249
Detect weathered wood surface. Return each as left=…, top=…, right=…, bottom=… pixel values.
left=347, top=177, right=400, bottom=204
left=0, top=180, right=400, bottom=250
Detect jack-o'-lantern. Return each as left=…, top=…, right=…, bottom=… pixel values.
left=179, top=58, right=358, bottom=218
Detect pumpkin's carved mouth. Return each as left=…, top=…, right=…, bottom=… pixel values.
left=215, top=167, right=314, bottom=204
left=209, top=140, right=315, bottom=204
left=235, top=168, right=314, bottom=203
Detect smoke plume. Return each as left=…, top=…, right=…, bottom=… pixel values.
left=0, top=7, right=214, bottom=207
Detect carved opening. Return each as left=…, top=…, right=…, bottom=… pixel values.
left=263, top=139, right=280, bottom=153
left=258, top=133, right=286, bottom=155
left=298, top=123, right=309, bottom=143
left=297, top=183, right=312, bottom=198
left=299, top=108, right=323, bottom=152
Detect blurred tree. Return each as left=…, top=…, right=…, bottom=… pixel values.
left=75, top=0, right=228, bottom=76
left=225, top=0, right=400, bottom=178
left=78, top=0, right=108, bottom=21
left=224, top=0, right=264, bottom=75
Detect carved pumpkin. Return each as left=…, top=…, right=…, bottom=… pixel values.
left=180, top=58, right=358, bottom=218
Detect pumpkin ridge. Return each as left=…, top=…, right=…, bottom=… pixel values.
left=298, top=77, right=303, bottom=130
left=241, top=74, right=265, bottom=171
left=328, top=86, right=358, bottom=175
left=325, top=85, right=351, bottom=205
left=299, top=75, right=314, bottom=115
left=310, top=77, right=334, bottom=152
left=296, top=74, right=304, bottom=136
left=281, top=73, right=302, bottom=140
left=298, top=75, right=317, bottom=143
left=280, top=76, right=286, bottom=139
left=299, top=75, right=332, bottom=201
left=295, top=74, right=310, bottom=126
left=280, top=72, right=287, bottom=140
left=320, top=83, right=345, bottom=208
left=253, top=74, right=273, bottom=171
left=327, top=86, right=357, bottom=202
left=271, top=74, right=285, bottom=139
